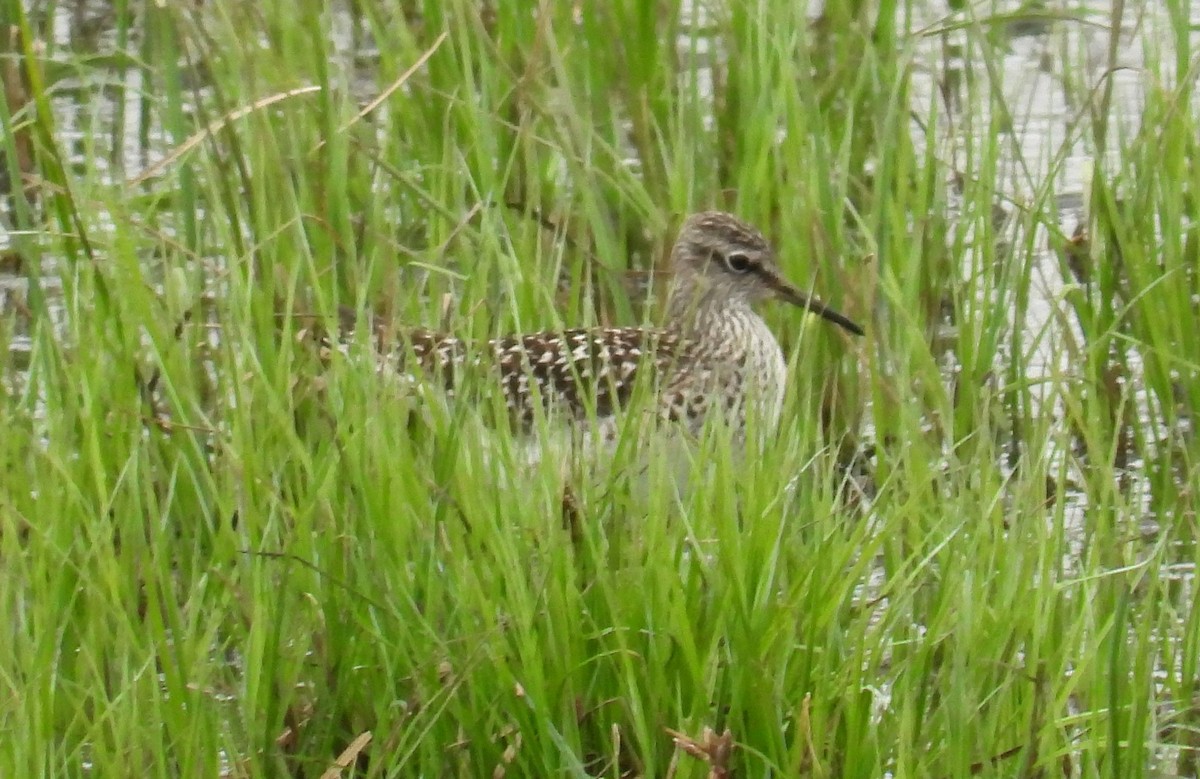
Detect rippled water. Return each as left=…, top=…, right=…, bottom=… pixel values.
left=2, top=9, right=1193, bottom=489
left=4, top=1, right=1195, bottom=537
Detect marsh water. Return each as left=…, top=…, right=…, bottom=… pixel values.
left=4, top=4, right=1192, bottom=522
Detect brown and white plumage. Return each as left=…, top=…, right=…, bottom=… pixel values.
left=334, top=211, right=862, bottom=443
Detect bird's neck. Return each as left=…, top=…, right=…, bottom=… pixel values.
left=665, top=275, right=753, bottom=335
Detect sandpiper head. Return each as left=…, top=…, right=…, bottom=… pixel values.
left=670, top=211, right=864, bottom=336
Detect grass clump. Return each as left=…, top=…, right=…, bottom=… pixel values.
left=1, top=1, right=1198, bottom=776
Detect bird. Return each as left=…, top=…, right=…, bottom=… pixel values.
left=325, top=211, right=863, bottom=453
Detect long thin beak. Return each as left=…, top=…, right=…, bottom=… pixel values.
left=767, top=274, right=864, bottom=336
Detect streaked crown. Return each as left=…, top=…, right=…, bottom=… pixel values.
left=669, top=211, right=782, bottom=308
left=666, top=210, right=864, bottom=336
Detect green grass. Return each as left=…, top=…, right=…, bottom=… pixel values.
left=2, top=0, right=1199, bottom=776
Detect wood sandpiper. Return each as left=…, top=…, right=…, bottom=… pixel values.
left=330, top=211, right=863, bottom=452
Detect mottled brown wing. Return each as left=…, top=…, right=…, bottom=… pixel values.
left=321, top=312, right=704, bottom=429
left=486, top=328, right=694, bottom=426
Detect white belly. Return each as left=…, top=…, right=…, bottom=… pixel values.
left=741, top=312, right=788, bottom=427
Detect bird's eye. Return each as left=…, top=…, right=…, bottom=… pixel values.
left=723, top=251, right=754, bottom=274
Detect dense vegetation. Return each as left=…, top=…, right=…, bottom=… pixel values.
left=1, top=1, right=1197, bottom=776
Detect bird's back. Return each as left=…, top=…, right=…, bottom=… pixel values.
left=367, top=305, right=786, bottom=441
left=388, top=325, right=700, bottom=430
